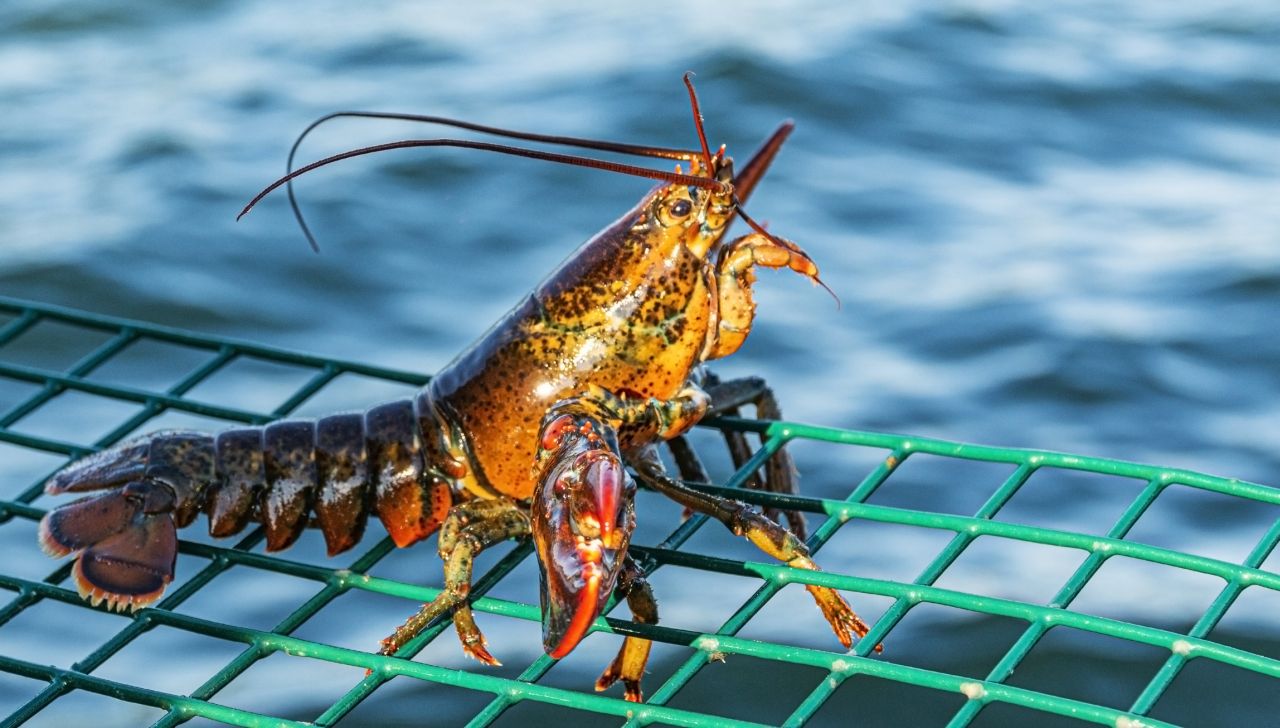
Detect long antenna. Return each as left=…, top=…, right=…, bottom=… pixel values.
left=239, top=138, right=728, bottom=222
left=285, top=112, right=706, bottom=251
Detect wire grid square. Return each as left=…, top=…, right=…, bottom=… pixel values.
left=809, top=673, right=970, bottom=727
left=1147, top=656, right=1280, bottom=724
left=0, top=295, right=1277, bottom=728
left=1004, top=626, right=1174, bottom=711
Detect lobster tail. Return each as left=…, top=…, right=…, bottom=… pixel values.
left=39, top=394, right=458, bottom=610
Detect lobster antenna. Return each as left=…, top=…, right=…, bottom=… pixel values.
left=682, top=72, right=715, bottom=174
left=286, top=112, right=706, bottom=251
left=733, top=199, right=841, bottom=309
left=240, top=138, right=728, bottom=222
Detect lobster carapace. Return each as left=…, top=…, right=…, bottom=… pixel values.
left=38, top=74, right=871, bottom=702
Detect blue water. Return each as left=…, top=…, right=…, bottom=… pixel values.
left=1, top=2, right=1278, bottom=725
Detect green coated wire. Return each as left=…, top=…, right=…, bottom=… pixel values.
left=0, top=297, right=1276, bottom=728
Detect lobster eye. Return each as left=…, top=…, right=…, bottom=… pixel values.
left=670, top=199, right=692, bottom=218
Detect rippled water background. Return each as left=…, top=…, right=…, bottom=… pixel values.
left=1, top=2, right=1278, bottom=726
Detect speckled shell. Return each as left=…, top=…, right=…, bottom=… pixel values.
left=430, top=192, right=719, bottom=501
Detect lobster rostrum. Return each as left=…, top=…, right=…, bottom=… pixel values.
left=38, top=74, right=871, bottom=702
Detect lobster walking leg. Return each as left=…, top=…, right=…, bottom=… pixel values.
left=378, top=499, right=530, bottom=663
left=594, top=555, right=658, bottom=703
left=702, top=371, right=806, bottom=540
left=667, top=434, right=711, bottom=484
left=665, top=432, right=715, bottom=525
left=628, top=443, right=873, bottom=650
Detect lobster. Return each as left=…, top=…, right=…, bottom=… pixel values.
left=37, top=74, right=871, bottom=702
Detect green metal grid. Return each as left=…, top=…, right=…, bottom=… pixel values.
left=0, top=293, right=1276, bottom=727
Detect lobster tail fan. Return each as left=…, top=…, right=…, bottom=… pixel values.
left=39, top=485, right=177, bottom=612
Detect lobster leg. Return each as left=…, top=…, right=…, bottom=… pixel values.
left=378, top=498, right=530, bottom=664
left=667, top=434, right=711, bottom=484
left=701, top=370, right=807, bottom=540
left=594, top=554, right=658, bottom=702
left=665, top=433, right=716, bottom=524
left=628, top=443, right=873, bottom=651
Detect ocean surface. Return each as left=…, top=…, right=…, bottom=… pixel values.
left=0, top=2, right=1277, bottom=726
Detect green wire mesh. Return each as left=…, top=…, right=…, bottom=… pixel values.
left=0, top=294, right=1276, bottom=727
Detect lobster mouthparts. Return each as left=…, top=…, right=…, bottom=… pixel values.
left=532, top=444, right=634, bottom=659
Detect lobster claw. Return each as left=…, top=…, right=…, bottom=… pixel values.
left=531, top=415, right=636, bottom=659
